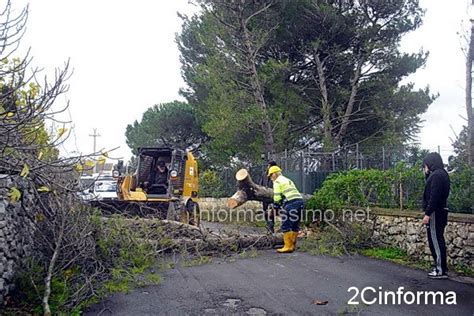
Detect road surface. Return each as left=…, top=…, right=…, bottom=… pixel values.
left=86, top=250, right=474, bottom=315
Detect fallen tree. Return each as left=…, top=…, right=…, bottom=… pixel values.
left=97, top=216, right=283, bottom=256
left=100, top=217, right=284, bottom=253
left=227, top=169, right=311, bottom=209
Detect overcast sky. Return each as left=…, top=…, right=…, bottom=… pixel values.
left=12, top=0, right=471, bottom=162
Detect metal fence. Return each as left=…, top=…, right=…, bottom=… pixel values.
left=209, top=144, right=471, bottom=214
left=216, top=143, right=450, bottom=197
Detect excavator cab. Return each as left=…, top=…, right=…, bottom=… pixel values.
left=116, top=147, right=200, bottom=224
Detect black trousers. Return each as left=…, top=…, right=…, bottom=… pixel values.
left=426, top=209, right=448, bottom=274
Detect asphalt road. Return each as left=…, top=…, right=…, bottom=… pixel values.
left=86, top=250, right=474, bottom=316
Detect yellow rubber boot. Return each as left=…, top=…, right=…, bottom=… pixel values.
left=277, top=232, right=295, bottom=253
left=292, top=231, right=298, bottom=250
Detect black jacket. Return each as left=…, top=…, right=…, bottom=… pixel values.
left=149, top=167, right=168, bottom=186
left=422, top=153, right=450, bottom=216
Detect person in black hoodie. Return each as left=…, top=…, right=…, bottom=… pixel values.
left=422, top=152, right=450, bottom=279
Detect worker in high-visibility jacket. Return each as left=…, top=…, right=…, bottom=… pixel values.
left=268, top=166, right=304, bottom=253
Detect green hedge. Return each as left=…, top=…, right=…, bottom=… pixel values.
left=199, top=169, right=228, bottom=198
left=449, top=166, right=473, bottom=212
left=307, top=164, right=472, bottom=213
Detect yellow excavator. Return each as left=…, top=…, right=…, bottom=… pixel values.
left=102, top=147, right=200, bottom=225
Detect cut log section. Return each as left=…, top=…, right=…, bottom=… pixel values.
left=228, top=168, right=312, bottom=209
left=228, top=169, right=273, bottom=209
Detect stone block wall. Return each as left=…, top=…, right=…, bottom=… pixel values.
left=367, top=208, right=473, bottom=268
left=0, top=175, right=35, bottom=305
left=198, top=198, right=261, bottom=211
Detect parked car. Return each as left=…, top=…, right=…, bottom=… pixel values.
left=78, top=175, right=95, bottom=202
left=78, top=176, right=118, bottom=202
left=93, top=180, right=118, bottom=201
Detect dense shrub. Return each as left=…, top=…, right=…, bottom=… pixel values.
left=306, top=163, right=473, bottom=213
left=199, top=169, right=228, bottom=198
left=448, top=166, right=473, bottom=213
left=307, top=163, right=425, bottom=211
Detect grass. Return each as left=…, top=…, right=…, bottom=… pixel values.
left=359, top=246, right=474, bottom=277
left=300, top=224, right=474, bottom=278
left=239, top=247, right=259, bottom=259
left=358, top=247, right=430, bottom=270
left=360, top=247, right=408, bottom=263
left=182, top=255, right=213, bottom=267
left=453, top=263, right=474, bottom=277
left=360, top=246, right=431, bottom=271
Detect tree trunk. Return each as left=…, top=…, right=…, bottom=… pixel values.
left=227, top=169, right=311, bottom=209
left=336, top=58, right=364, bottom=144
left=314, top=50, right=336, bottom=170
left=238, top=2, right=275, bottom=156
left=314, top=50, right=333, bottom=150
left=228, top=169, right=274, bottom=209
left=102, top=218, right=284, bottom=251
left=43, top=216, right=65, bottom=316
left=467, top=23, right=474, bottom=166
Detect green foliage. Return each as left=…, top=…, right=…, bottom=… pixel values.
left=103, top=268, right=134, bottom=294
left=1, top=58, right=61, bottom=170
left=178, top=0, right=434, bottom=163
left=178, top=5, right=309, bottom=162
left=300, top=228, right=346, bottom=256
left=361, top=247, right=407, bottom=262
left=449, top=126, right=469, bottom=170
left=96, top=216, right=155, bottom=269
left=92, top=216, right=165, bottom=300
left=199, top=169, right=227, bottom=198
left=12, top=259, right=91, bottom=315
left=360, top=246, right=431, bottom=271
left=125, top=101, right=205, bottom=154
left=308, top=163, right=471, bottom=213
left=453, top=263, right=474, bottom=277
left=448, top=166, right=473, bottom=212
left=239, top=248, right=259, bottom=259
left=307, top=165, right=425, bottom=211
left=143, top=273, right=162, bottom=285
left=300, top=222, right=371, bottom=256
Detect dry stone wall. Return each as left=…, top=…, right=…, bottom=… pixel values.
left=0, top=175, right=35, bottom=305
left=367, top=209, right=473, bottom=268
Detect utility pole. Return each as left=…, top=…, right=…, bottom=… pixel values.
left=89, top=128, right=101, bottom=173
left=89, top=128, right=101, bottom=153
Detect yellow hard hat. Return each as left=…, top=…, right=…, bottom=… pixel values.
left=267, top=165, right=282, bottom=176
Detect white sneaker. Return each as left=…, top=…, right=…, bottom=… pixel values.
left=428, top=270, right=448, bottom=279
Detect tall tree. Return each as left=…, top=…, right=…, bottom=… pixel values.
left=466, top=17, right=474, bottom=166
left=178, top=0, right=434, bottom=165
left=449, top=126, right=469, bottom=170
left=178, top=2, right=307, bottom=163
left=200, top=0, right=278, bottom=156
left=125, top=101, right=206, bottom=155
left=276, top=0, right=434, bottom=151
